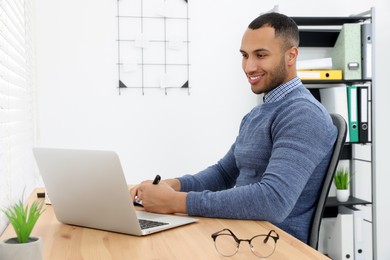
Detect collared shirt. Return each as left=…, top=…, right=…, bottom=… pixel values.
left=263, top=77, right=301, bottom=103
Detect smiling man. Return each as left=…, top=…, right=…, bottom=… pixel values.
left=130, top=12, right=337, bottom=244
left=240, top=15, right=299, bottom=95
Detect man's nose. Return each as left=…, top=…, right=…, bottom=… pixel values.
left=243, top=57, right=257, bottom=73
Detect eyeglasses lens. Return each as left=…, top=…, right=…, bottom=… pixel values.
left=250, top=235, right=276, bottom=258
left=214, top=234, right=239, bottom=257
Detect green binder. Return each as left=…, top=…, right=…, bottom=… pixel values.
left=347, top=86, right=359, bottom=142
left=332, top=24, right=362, bottom=80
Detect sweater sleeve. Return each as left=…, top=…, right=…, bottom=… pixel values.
left=182, top=100, right=336, bottom=223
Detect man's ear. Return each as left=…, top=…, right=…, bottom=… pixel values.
left=286, top=47, right=298, bottom=65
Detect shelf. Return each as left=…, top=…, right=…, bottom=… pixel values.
left=324, top=196, right=372, bottom=218
left=291, top=16, right=371, bottom=26
left=326, top=196, right=371, bottom=207
left=303, top=79, right=371, bottom=85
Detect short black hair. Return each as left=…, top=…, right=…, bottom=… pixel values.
left=248, top=12, right=299, bottom=50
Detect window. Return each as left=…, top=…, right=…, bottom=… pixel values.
left=0, top=0, right=36, bottom=232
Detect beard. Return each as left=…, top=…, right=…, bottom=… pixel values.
left=249, top=54, right=290, bottom=95
left=263, top=55, right=288, bottom=93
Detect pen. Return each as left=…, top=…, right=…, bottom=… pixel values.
left=152, top=174, right=161, bottom=185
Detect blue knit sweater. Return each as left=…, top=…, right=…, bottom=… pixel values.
left=179, top=82, right=337, bottom=243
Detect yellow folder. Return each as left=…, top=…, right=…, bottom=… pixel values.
left=297, top=70, right=343, bottom=80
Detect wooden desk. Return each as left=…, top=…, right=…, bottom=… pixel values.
left=1, top=189, right=329, bottom=259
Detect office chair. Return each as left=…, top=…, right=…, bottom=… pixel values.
left=308, top=113, right=347, bottom=249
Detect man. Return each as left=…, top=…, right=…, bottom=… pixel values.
left=130, top=12, right=337, bottom=243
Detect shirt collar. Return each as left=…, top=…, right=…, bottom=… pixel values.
left=263, top=77, right=301, bottom=103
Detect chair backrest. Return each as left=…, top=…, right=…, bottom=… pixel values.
left=308, top=113, right=347, bottom=249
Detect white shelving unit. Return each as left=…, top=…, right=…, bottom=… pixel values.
left=292, top=8, right=376, bottom=259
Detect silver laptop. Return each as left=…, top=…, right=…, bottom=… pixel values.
left=33, top=147, right=198, bottom=236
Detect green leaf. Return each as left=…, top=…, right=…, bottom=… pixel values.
left=1, top=196, right=45, bottom=243
left=333, top=167, right=350, bottom=190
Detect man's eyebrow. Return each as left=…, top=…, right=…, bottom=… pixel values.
left=239, top=48, right=270, bottom=53
left=253, top=48, right=270, bottom=53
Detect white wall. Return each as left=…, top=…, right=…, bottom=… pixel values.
left=34, top=0, right=259, bottom=183
left=34, top=0, right=390, bottom=259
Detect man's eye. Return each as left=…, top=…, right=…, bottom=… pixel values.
left=257, top=53, right=266, bottom=58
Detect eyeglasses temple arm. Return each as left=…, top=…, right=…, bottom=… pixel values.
left=211, top=228, right=241, bottom=243
left=264, top=229, right=279, bottom=243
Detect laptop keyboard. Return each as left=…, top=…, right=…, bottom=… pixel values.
left=139, top=219, right=169, bottom=230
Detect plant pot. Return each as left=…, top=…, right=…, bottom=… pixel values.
left=336, top=189, right=350, bottom=202
left=0, top=236, right=43, bottom=260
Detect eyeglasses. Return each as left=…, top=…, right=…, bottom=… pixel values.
left=211, top=228, right=279, bottom=258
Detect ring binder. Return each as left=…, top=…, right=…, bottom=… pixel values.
left=332, top=24, right=362, bottom=80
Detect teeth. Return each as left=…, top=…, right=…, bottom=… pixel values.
left=250, top=76, right=261, bottom=80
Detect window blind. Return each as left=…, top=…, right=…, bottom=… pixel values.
left=0, top=0, right=36, bottom=233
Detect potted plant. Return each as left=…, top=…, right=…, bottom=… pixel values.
left=0, top=196, right=45, bottom=260
left=333, top=167, right=350, bottom=202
